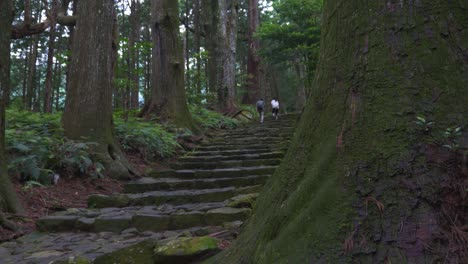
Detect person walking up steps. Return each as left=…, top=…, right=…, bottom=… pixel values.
left=256, top=98, right=265, bottom=123
left=271, top=98, right=280, bottom=120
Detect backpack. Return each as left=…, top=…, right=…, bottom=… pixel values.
left=256, top=100, right=264, bottom=109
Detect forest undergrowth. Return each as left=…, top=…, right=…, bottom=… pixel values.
left=1, top=104, right=241, bottom=242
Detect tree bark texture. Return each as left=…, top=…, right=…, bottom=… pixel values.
left=63, top=0, right=134, bottom=179
left=26, top=35, right=39, bottom=110
left=44, top=0, right=58, bottom=113
left=218, top=0, right=239, bottom=111
left=0, top=0, right=23, bottom=215
left=140, top=0, right=198, bottom=132
left=242, top=0, right=261, bottom=104
left=193, top=0, right=202, bottom=102
left=212, top=1, right=468, bottom=263
left=202, top=0, right=220, bottom=104
left=129, top=0, right=140, bottom=110
left=294, top=61, right=306, bottom=111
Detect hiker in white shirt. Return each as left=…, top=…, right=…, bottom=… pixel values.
left=271, top=98, right=279, bottom=120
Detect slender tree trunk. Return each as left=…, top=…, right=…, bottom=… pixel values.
left=0, top=0, right=23, bottom=216
left=54, top=62, right=61, bottom=111
left=64, top=0, right=77, bottom=97
left=129, top=0, right=140, bottom=109
left=226, top=0, right=238, bottom=111
left=26, top=35, right=38, bottom=110
left=184, top=0, right=191, bottom=94
left=202, top=0, right=220, bottom=105
left=140, top=0, right=198, bottom=132
left=294, top=61, right=306, bottom=111
left=218, top=0, right=238, bottom=112
left=63, top=0, right=134, bottom=179
left=21, top=50, right=28, bottom=104
left=44, top=0, right=58, bottom=113
left=215, top=1, right=468, bottom=263
left=242, top=0, right=261, bottom=104
left=217, top=0, right=228, bottom=109
left=193, top=0, right=202, bottom=103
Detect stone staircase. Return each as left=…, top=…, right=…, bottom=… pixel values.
left=0, top=114, right=298, bottom=264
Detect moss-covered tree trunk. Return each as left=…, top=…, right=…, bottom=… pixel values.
left=219, top=0, right=239, bottom=112
left=62, top=0, right=134, bottom=179
left=140, top=0, right=198, bottom=132
left=129, top=0, right=140, bottom=110
left=202, top=0, right=220, bottom=105
left=242, top=0, right=261, bottom=104
left=214, top=1, right=467, bottom=263
left=0, top=0, right=23, bottom=216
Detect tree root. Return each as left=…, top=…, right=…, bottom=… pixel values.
left=0, top=211, right=19, bottom=232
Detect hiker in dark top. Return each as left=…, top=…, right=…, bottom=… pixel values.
left=256, top=99, right=265, bottom=123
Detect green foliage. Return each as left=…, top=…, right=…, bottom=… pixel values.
left=189, top=106, right=239, bottom=129
left=114, top=117, right=181, bottom=160
left=258, top=0, right=322, bottom=65
left=5, top=109, right=105, bottom=182
left=414, top=115, right=464, bottom=150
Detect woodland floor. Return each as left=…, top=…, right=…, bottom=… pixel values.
left=0, top=154, right=172, bottom=243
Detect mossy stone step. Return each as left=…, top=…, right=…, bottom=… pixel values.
left=179, top=151, right=284, bottom=162
left=189, top=148, right=286, bottom=157
left=171, top=158, right=281, bottom=170
left=199, top=141, right=289, bottom=149
left=124, top=175, right=271, bottom=193
left=148, top=166, right=277, bottom=179
left=88, top=185, right=261, bottom=208
left=37, top=206, right=251, bottom=233
left=205, top=137, right=289, bottom=145
left=219, top=133, right=293, bottom=139
left=196, top=144, right=286, bottom=151
left=221, top=127, right=295, bottom=134
left=133, top=207, right=251, bottom=233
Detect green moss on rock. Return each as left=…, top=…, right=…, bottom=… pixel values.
left=93, top=240, right=157, bottom=264
left=227, top=193, right=259, bottom=208
left=154, top=237, right=220, bottom=264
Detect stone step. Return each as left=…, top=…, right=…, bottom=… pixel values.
left=179, top=151, right=284, bottom=162
left=171, top=158, right=281, bottom=170
left=88, top=185, right=262, bottom=208
left=124, top=175, right=270, bottom=193
left=206, top=137, right=289, bottom=145
left=37, top=205, right=251, bottom=234
left=227, top=125, right=295, bottom=131
left=219, top=132, right=293, bottom=139
left=148, top=166, right=277, bottom=179
left=196, top=144, right=287, bottom=151
left=188, top=148, right=287, bottom=157
left=199, top=141, right=287, bottom=148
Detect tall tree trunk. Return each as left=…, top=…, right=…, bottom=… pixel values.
left=63, top=0, right=134, bottom=179
left=21, top=50, right=28, bottom=104
left=216, top=0, right=227, bottom=109
left=193, top=0, right=202, bottom=103
left=26, top=35, right=38, bottom=110
left=54, top=62, right=61, bottom=111
left=242, top=0, right=260, bottom=104
left=226, top=0, right=238, bottom=111
left=0, top=0, right=23, bottom=216
left=214, top=1, right=468, bottom=263
left=129, top=0, right=140, bottom=110
left=44, top=0, right=58, bottom=113
left=184, top=0, right=191, bottom=94
left=202, top=0, right=220, bottom=105
left=218, top=0, right=238, bottom=111
left=143, top=23, right=151, bottom=105
left=64, top=0, right=77, bottom=98
left=140, top=0, right=198, bottom=132
left=294, top=61, right=306, bottom=111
